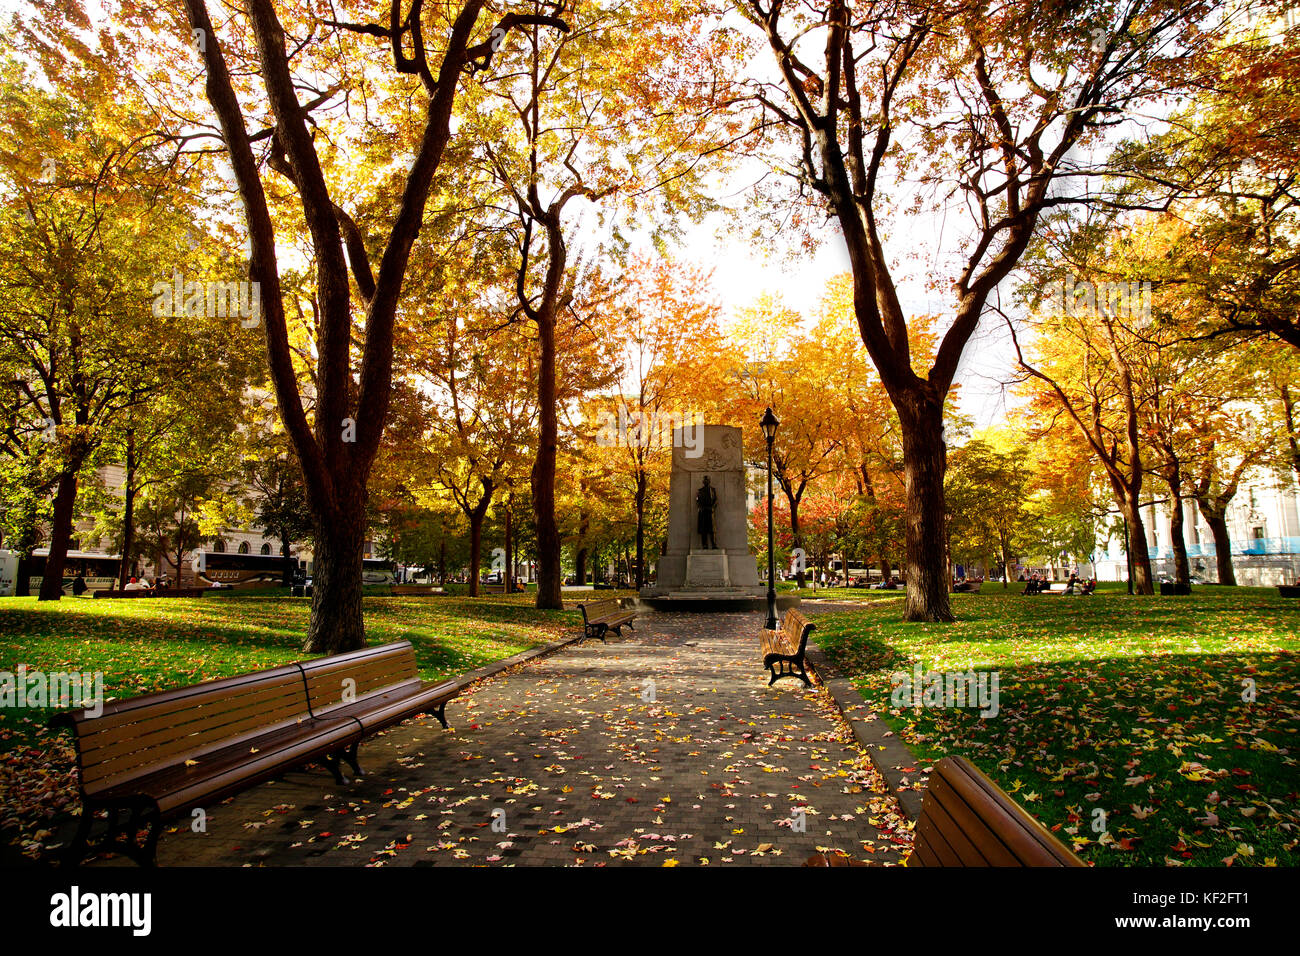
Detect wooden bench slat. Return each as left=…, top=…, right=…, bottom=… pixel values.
left=104, top=718, right=362, bottom=816
left=913, top=813, right=969, bottom=866
left=68, top=664, right=307, bottom=736
left=924, top=774, right=1024, bottom=865
left=80, top=691, right=312, bottom=791
left=315, top=679, right=461, bottom=733
left=908, top=757, right=1085, bottom=867
left=77, top=677, right=308, bottom=754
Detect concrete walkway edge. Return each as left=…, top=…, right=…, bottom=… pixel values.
left=803, top=639, right=926, bottom=820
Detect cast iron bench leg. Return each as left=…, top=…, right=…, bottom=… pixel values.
left=62, top=809, right=94, bottom=867
left=135, top=807, right=163, bottom=868
left=434, top=701, right=449, bottom=729
left=342, top=741, right=363, bottom=778
left=322, top=753, right=348, bottom=784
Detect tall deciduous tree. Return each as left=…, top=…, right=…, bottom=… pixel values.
left=175, top=0, right=568, bottom=650
left=0, top=65, right=226, bottom=600
left=463, top=0, right=743, bottom=608
left=740, top=0, right=1227, bottom=619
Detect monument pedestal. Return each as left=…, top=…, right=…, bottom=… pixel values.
left=685, top=551, right=729, bottom=588
left=638, top=425, right=796, bottom=612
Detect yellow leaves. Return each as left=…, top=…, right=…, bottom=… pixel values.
left=1176, top=760, right=1226, bottom=782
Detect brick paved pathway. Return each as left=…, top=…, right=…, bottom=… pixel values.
left=113, top=609, right=911, bottom=867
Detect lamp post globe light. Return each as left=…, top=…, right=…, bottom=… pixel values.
left=761, top=407, right=779, bottom=630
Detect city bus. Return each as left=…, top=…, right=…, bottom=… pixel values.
left=362, top=558, right=397, bottom=586
left=295, top=557, right=397, bottom=595
left=191, top=550, right=300, bottom=588
left=4, top=549, right=124, bottom=596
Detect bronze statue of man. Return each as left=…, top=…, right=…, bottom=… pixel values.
left=696, top=476, right=718, bottom=549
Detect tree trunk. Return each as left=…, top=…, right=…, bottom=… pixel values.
left=1119, top=495, right=1155, bottom=594
left=280, top=527, right=294, bottom=587
left=438, top=536, right=446, bottom=586
left=533, top=312, right=563, bottom=609
left=634, top=468, right=646, bottom=591
left=118, top=429, right=137, bottom=592
left=1282, top=386, right=1300, bottom=484
left=897, top=398, right=953, bottom=622
left=504, top=504, right=513, bottom=595
left=575, top=547, right=587, bottom=586
left=787, top=495, right=805, bottom=588
left=16, top=554, right=32, bottom=597
left=1198, top=502, right=1236, bottom=586
left=1168, top=488, right=1190, bottom=588
left=468, top=511, right=484, bottom=598
left=39, top=468, right=80, bottom=601
left=303, top=499, right=367, bottom=654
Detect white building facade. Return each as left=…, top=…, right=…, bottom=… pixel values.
left=1091, top=470, right=1300, bottom=586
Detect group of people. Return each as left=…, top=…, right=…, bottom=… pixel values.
left=1019, top=570, right=1096, bottom=595
left=70, top=572, right=171, bottom=596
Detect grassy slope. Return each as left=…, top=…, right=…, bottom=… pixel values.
left=811, top=584, right=1300, bottom=867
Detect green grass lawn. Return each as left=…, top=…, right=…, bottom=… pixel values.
left=0, top=590, right=591, bottom=859
left=812, top=584, right=1300, bottom=867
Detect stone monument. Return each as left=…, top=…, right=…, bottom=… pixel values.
left=640, top=423, right=776, bottom=609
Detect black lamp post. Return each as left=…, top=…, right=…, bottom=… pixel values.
left=761, top=407, right=779, bottom=629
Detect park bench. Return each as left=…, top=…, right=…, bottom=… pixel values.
left=92, top=588, right=206, bottom=599
left=1277, top=585, right=1299, bottom=598
left=907, top=756, right=1085, bottom=867
left=298, top=641, right=462, bottom=781
left=952, top=581, right=982, bottom=593
left=578, top=597, right=635, bottom=643
left=760, top=608, right=815, bottom=687
left=390, top=584, right=438, bottom=596
left=50, top=640, right=458, bottom=867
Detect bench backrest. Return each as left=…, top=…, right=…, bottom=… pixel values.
left=782, top=609, right=814, bottom=652
left=909, top=756, right=1084, bottom=866
left=300, top=641, right=418, bottom=715
left=52, top=663, right=312, bottom=798
left=582, top=598, right=622, bottom=621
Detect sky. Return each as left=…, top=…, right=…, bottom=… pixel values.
left=676, top=204, right=1025, bottom=433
